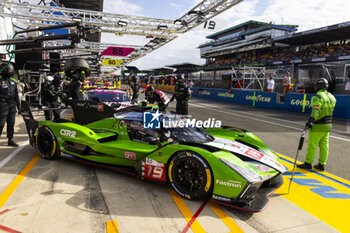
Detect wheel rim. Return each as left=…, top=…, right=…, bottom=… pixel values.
left=38, top=130, right=53, bottom=156
left=173, top=157, right=206, bottom=193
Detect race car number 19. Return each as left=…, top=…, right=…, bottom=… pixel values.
left=144, top=160, right=166, bottom=181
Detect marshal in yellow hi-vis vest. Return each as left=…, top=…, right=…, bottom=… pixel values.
left=298, top=78, right=336, bottom=171
left=101, top=59, right=123, bottom=66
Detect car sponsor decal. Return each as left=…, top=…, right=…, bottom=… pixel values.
left=142, top=158, right=166, bottom=181
left=60, top=152, right=75, bottom=159
left=212, top=194, right=231, bottom=202
left=60, top=129, right=76, bottom=138
left=207, top=138, right=285, bottom=173
left=257, top=165, right=269, bottom=173
left=244, top=149, right=264, bottom=160
left=98, top=103, right=104, bottom=111
left=124, top=151, right=136, bottom=160
left=215, top=179, right=242, bottom=189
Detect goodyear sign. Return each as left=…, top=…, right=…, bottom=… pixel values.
left=101, top=59, right=123, bottom=66
left=245, top=94, right=271, bottom=103
left=218, top=92, right=234, bottom=98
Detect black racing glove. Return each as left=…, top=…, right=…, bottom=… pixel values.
left=305, top=117, right=315, bottom=129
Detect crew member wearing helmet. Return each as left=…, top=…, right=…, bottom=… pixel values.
left=41, top=74, right=63, bottom=121
left=0, top=63, right=19, bottom=146
left=170, top=74, right=191, bottom=115
left=145, top=85, right=170, bottom=110
left=64, top=58, right=90, bottom=100
left=297, top=78, right=336, bottom=171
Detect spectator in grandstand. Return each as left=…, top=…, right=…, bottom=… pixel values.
left=267, top=77, right=275, bottom=92
left=283, top=72, right=292, bottom=94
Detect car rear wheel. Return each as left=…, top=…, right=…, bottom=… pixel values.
left=36, top=126, right=59, bottom=160
left=168, top=151, right=213, bottom=200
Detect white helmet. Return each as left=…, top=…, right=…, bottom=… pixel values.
left=46, top=75, right=54, bottom=82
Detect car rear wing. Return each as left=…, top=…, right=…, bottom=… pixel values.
left=21, top=101, right=38, bottom=147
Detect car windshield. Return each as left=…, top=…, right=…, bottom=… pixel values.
left=86, top=92, right=130, bottom=102
left=161, top=127, right=214, bottom=143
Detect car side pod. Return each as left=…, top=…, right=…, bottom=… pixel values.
left=211, top=175, right=284, bottom=213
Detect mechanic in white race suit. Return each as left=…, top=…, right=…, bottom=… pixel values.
left=267, top=77, right=275, bottom=92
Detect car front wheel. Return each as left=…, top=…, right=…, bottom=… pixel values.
left=168, top=151, right=213, bottom=200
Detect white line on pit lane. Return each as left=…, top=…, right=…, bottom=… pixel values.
left=0, top=141, right=29, bottom=168
left=190, top=103, right=350, bottom=143
left=192, top=101, right=350, bottom=135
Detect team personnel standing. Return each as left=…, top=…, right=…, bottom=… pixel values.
left=129, top=74, right=139, bottom=103
left=145, top=85, right=170, bottom=110
left=283, top=72, right=292, bottom=94
left=170, top=75, right=191, bottom=115
left=41, top=74, right=63, bottom=121
left=0, top=63, right=19, bottom=147
left=69, top=70, right=85, bottom=100
left=267, top=77, right=275, bottom=92
left=64, top=58, right=90, bottom=100
left=297, top=78, right=336, bottom=171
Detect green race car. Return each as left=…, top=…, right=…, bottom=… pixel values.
left=21, top=100, right=286, bottom=212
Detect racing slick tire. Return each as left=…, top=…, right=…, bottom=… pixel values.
left=168, top=151, right=213, bottom=200
left=35, top=126, right=59, bottom=160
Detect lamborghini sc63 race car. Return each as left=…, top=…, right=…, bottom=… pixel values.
left=21, top=100, right=286, bottom=212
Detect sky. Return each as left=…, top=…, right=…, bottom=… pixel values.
left=100, top=0, right=350, bottom=71
left=23, top=0, right=350, bottom=71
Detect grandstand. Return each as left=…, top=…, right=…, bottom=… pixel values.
left=196, top=20, right=350, bottom=94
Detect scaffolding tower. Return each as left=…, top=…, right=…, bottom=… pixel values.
left=232, top=66, right=266, bottom=91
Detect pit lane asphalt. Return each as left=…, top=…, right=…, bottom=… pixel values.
left=0, top=91, right=347, bottom=232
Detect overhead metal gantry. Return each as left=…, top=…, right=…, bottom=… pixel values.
left=44, top=40, right=144, bottom=54
left=0, top=0, right=243, bottom=74
left=0, top=1, right=179, bottom=38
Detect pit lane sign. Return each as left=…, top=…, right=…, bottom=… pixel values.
left=195, top=19, right=228, bottom=32
left=101, top=47, right=134, bottom=56
left=101, top=59, right=123, bottom=66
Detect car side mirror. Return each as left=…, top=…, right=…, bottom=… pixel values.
left=142, top=136, right=157, bottom=144
left=142, top=136, right=162, bottom=147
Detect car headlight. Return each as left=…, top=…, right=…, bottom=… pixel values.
left=219, top=158, right=263, bottom=183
